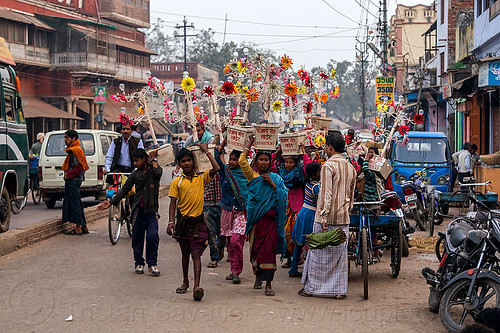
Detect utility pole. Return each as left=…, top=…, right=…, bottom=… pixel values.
left=174, top=17, right=196, bottom=72
left=381, top=0, right=388, bottom=75
left=357, top=23, right=370, bottom=129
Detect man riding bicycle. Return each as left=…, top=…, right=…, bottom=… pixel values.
left=105, top=123, right=144, bottom=174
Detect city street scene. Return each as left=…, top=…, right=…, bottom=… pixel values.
left=0, top=0, right=499, bottom=332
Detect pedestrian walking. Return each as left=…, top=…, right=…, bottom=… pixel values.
left=98, top=148, right=162, bottom=276
left=167, top=144, right=220, bottom=301
left=299, top=132, right=356, bottom=299
left=289, top=162, right=321, bottom=277
left=214, top=138, right=249, bottom=284
left=62, top=130, right=89, bottom=235
left=239, top=136, right=288, bottom=296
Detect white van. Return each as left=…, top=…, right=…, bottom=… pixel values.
left=39, top=130, right=120, bottom=208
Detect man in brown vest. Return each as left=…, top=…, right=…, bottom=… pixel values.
left=105, top=123, right=144, bottom=173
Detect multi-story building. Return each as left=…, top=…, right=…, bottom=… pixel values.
left=0, top=0, right=154, bottom=143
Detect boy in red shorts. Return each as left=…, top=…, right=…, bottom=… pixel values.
left=167, top=143, right=220, bottom=301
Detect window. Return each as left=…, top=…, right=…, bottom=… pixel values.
left=440, top=52, right=445, bottom=76
left=0, top=21, right=7, bottom=39
left=96, top=27, right=107, bottom=56
left=394, top=138, right=449, bottom=163
left=28, top=28, right=49, bottom=48
left=477, top=0, right=483, bottom=16
left=100, top=135, right=110, bottom=154
left=8, top=22, right=25, bottom=43
left=5, top=95, right=15, bottom=122
left=390, top=48, right=395, bottom=57
left=46, top=133, right=95, bottom=156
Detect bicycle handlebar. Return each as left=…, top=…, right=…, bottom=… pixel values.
left=353, top=201, right=384, bottom=206
left=106, top=172, right=132, bottom=176
left=458, top=181, right=491, bottom=187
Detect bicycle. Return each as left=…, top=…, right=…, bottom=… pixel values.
left=107, top=172, right=133, bottom=245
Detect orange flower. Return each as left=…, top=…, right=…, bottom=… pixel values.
left=314, top=92, right=319, bottom=102
left=297, top=68, right=304, bottom=78
left=320, top=93, right=329, bottom=104
left=284, top=82, right=298, bottom=96
left=224, top=64, right=230, bottom=74
left=245, top=88, right=259, bottom=102
left=281, top=54, right=293, bottom=70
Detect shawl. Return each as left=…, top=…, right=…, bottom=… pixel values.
left=246, top=173, right=288, bottom=256
left=199, top=130, right=214, bottom=144
left=62, top=139, right=89, bottom=172
left=224, top=166, right=248, bottom=209
left=277, top=165, right=304, bottom=190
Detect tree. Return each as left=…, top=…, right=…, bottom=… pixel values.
left=145, top=18, right=182, bottom=63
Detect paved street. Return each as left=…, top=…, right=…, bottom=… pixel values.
left=1, top=195, right=448, bottom=333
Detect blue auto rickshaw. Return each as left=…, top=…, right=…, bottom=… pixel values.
left=389, top=131, right=453, bottom=199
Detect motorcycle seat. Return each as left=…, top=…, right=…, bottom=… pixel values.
left=448, top=223, right=474, bottom=248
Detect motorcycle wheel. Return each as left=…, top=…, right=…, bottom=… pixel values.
left=428, top=287, right=442, bottom=313
left=440, top=278, right=500, bottom=333
left=413, top=200, right=428, bottom=231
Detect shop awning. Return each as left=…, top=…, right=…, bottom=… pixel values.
left=23, top=97, right=82, bottom=119
left=102, top=96, right=125, bottom=123
left=115, top=38, right=156, bottom=55
left=0, top=9, right=55, bottom=31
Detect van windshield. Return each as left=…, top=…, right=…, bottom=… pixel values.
left=394, top=138, right=449, bottom=163
left=45, top=134, right=95, bottom=156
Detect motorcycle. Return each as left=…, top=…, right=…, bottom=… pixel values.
left=422, top=197, right=500, bottom=333
left=401, top=166, right=435, bottom=232
left=380, top=190, right=415, bottom=257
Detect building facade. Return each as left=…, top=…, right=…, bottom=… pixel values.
left=0, top=0, right=153, bottom=144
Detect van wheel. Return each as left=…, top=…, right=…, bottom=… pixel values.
left=45, top=199, right=56, bottom=209
left=0, top=187, right=11, bottom=232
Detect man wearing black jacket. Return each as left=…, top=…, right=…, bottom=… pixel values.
left=99, top=148, right=162, bottom=276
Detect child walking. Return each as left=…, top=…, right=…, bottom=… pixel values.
left=98, top=148, right=162, bottom=276
left=289, top=162, right=321, bottom=277
left=167, top=144, right=220, bottom=301
left=214, top=138, right=249, bottom=284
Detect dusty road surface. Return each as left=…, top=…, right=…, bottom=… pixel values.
left=0, top=197, right=448, bottom=333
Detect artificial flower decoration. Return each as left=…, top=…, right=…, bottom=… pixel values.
left=272, top=100, right=283, bottom=111
left=119, top=114, right=133, bottom=126
left=303, top=101, right=313, bottom=113
left=343, top=134, right=352, bottom=145
left=237, top=62, right=247, bottom=73
left=398, top=125, right=410, bottom=136
left=297, top=69, right=305, bottom=79
left=319, top=72, right=329, bottom=80
left=112, top=94, right=127, bottom=102
left=314, top=92, right=319, bottom=102
left=375, top=116, right=381, bottom=127
left=181, top=77, right=195, bottom=92
left=268, top=81, right=281, bottom=95
left=229, top=61, right=239, bottom=72
left=280, top=54, right=293, bottom=70
left=245, top=88, right=259, bottom=102
left=235, top=81, right=242, bottom=94
left=320, top=93, right=329, bottom=104
left=372, top=128, right=383, bottom=136
left=413, top=114, right=425, bottom=124
left=330, top=86, right=340, bottom=99
left=330, top=69, right=336, bottom=79
left=203, top=86, right=214, bottom=97
left=137, top=106, right=144, bottom=115
left=377, top=103, right=389, bottom=113
left=314, top=134, right=326, bottom=147
left=221, top=81, right=236, bottom=95
left=224, top=64, right=230, bottom=73
left=284, top=82, right=298, bottom=96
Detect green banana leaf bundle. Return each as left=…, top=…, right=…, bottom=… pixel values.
left=306, top=228, right=347, bottom=249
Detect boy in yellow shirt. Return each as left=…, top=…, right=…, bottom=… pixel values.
left=167, top=143, right=220, bottom=301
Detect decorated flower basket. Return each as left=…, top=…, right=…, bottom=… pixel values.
left=226, top=125, right=255, bottom=152
left=188, top=144, right=216, bottom=173
left=156, top=144, right=175, bottom=167
left=279, top=132, right=306, bottom=156
left=253, top=124, right=280, bottom=151
left=311, top=116, right=332, bottom=131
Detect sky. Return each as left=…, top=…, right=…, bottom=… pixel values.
left=150, top=0, right=433, bottom=70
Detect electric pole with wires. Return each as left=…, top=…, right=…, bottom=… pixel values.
left=174, top=17, right=196, bottom=73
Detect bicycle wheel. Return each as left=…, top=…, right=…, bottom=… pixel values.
left=391, top=223, right=402, bottom=278
left=361, top=227, right=369, bottom=300
left=31, top=176, right=41, bottom=205
left=428, top=195, right=435, bottom=237
left=413, top=200, right=428, bottom=231
left=108, top=204, right=122, bottom=245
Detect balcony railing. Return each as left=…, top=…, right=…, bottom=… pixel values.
left=116, top=64, right=149, bottom=82
left=7, top=42, right=50, bottom=66
left=51, top=52, right=116, bottom=74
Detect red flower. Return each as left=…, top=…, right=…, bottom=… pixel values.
left=304, top=76, right=312, bottom=88
left=221, top=82, right=235, bottom=95
left=413, top=114, right=425, bottom=124
left=343, top=134, right=351, bottom=145
left=203, top=86, right=214, bottom=97
left=303, top=101, right=313, bottom=113
left=372, top=128, right=383, bottom=136
left=119, top=114, right=133, bottom=126
left=398, top=125, right=409, bottom=135
left=319, top=72, right=329, bottom=80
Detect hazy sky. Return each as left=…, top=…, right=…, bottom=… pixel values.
left=150, top=0, right=432, bottom=70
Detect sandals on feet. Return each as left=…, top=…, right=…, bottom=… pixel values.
left=265, top=290, right=275, bottom=296
left=253, top=281, right=263, bottom=289
left=226, top=273, right=234, bottom=280
left=207, top=262, right=217, bottom=268
left=175, top=286, right=188, bottom=294
left=232, top=275, right=241, bottom=284
left=64, top=229, right=82, bottom=236
left=289, top=272, right=302, bottom=278
left=193, top=287, right=204, bottom=301
left=298, top=288, right=312, bottom=297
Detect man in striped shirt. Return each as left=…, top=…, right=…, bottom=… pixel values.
left=300, top=132, right=357, bottom=299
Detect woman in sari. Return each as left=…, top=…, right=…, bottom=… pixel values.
left=239, top=136, right=288, bottom=296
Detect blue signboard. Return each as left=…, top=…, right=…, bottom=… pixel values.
left=479, top=60, right=500, bottom=87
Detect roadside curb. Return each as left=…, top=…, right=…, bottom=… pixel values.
left=0, top=184, right=170, bottom=258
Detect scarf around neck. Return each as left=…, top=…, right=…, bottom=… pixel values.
left=62, top=139, right=89, bottom=171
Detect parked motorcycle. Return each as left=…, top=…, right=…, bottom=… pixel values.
left=422, top=197, right=500, bottom=333
left=381, top=190, right=414, bottom=257
left=402, top=166, right=435, bottom=232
